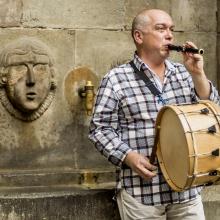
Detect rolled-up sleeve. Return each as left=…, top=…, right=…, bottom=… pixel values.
left=88, top=76, right=131, bottom=167
left=184, top=68, right=220, bottom=104
left=208, top=81, right=220, bottom=104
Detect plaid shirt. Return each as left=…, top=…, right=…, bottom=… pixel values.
left=89, top=53, right=220, bottom=205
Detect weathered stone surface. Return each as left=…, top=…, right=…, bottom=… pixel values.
left=0, top=29, right=75, bottom=83
left=202, top=185, right=220, bottom=202
left=0, top=28, right=113, bottom=176
left=0, top=29, right=74, bottom=158
left=124, top=0, right=171, bottom=30
left=75, top=30, right=135, bottom=78
left=202, top=185, right=220, bottom=220
left=0, top=169, right=115, bottom=189
left=201, top=186, right=220, bottom=220
left=21, top=0, right=124, bottom=29
left=0, top=187, right=218, bottom=220
left=217, top=34, right=220, bottom=88
left=218, top=0, right=220, bottom=32
left=0, top=189, right=120, bottom=220
left=170, top=32, right=217, bottom=86
left=203, top=201, right=220, bottom=220
left=125, top=0, right=217, bottom=32
left=171, top=0, right=217, bottom=32
left=0, top=0, right=22, bottom=27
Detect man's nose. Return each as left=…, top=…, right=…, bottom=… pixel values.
left=26, top=64, right=35, bottom=87
left=165, top=29, right=173, bottom=40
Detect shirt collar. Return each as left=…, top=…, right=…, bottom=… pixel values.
left=133, top=52, right=145, bottom=71
left=133, top=52, right=176, bottom=73
left=164, top=59, right=176, bottom=72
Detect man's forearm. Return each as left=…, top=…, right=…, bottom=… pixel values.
left=192, top=72, right=211, bottom=99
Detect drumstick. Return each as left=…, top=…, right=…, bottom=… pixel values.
left=150, top=126, right=160, bottom=164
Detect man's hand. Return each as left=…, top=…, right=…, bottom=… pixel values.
left=124, top=151, right=157, bottom=180
left=182, top=41, right=210, bottom=99
left=182, top=41, right=204, bottom=76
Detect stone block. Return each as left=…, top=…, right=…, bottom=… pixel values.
left=170, top=32, right=217, bottom=86
left=0, top=28, right=113, bottom=175
left=202, top=185, right=220, bottom=202
left=218, top=0, right=220, bottom=32
left=0, top=189, right=120, bottom=220
left=0, top=29, right=75, bottom=83
left=75, top=30, right=135, bottom=78
left=125, top=0, right=217, bottom=32
left=202, top=185, right=220, bottom=220
left=0, top=0, right=22, bottom=27
left=203, top=201, right=220, bottom=220
left=21, top=0, right=124, bottom=29
left=0, top=29, right=75, bottom=169
left=217, top=34, right=220, bottom=88
left=124, top=0, right=171, bottom=30
left=171, top=0, right=217, bottom=32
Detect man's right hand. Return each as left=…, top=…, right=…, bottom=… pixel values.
left=124, top=151, right=157, bottom=180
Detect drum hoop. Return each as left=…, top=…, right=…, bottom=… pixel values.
left=200, top=100, right=220, bottom=127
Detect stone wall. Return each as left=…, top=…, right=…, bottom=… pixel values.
left=0, top=0, right=218, bottom=219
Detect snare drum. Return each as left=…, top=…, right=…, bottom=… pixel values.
left=155, top=100, right=220, bottom=191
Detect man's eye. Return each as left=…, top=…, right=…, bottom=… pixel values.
left=156, top=27, right=165, bottom=32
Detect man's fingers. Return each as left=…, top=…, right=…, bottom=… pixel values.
left=141, top=158, right=157, bottom=171
left=135, top=166, right=157, bottom=180
left=135, top=160, right=157, bottom=179
left=142, top=168, right=157, bottom=178
left=124, top=152, right=158, bottom=180
left=185, top=41, right=197, bottom=49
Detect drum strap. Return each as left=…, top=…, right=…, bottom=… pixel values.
left=129, top=61, right=162, bottom=97
left=129, top=61, right=162, bottom=164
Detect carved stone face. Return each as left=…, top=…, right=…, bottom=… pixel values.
left=6, top=52, right=52, bottom=112
left=0, top=38, right=56, bottom=121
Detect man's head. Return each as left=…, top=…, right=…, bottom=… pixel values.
left=0, top=37, right=56, bottom=120
left=131, top=9, right=174, bottom=60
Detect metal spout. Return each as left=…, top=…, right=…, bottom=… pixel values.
left=79, top=81, right=95, bottom=116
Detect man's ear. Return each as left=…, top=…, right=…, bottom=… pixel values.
left=133, top=30, right=144, bottom=45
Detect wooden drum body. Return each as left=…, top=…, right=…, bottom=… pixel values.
left=156, top=101, right=220, bottom=192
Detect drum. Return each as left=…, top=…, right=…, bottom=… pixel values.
left=155, top=100, right=220, bottom=192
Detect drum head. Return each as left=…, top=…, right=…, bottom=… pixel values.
left=157, top=107, right=189, bottom=191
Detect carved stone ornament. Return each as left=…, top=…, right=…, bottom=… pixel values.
left=0, top=37, right=57, bottom=121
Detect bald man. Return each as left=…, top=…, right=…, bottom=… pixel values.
left=89, top=9, right=219, bottom=219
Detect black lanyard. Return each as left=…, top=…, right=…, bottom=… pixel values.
left=129, top=61, right=166, bottom=105
left=130, top=60, right=166, bottom=164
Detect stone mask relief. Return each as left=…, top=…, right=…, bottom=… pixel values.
left=0, top=37, right=57, bottom=121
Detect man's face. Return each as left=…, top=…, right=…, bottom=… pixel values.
left=5, top=52, right=52, bottom=112
left=138, top=11, right=174, bottom=59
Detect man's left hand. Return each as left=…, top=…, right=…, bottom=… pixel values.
left=182, top=41, right=210, bottom=99
left=182, top=41, right=204, bottom=76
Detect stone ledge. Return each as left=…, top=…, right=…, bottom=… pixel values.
left=0, top=188, right=120, bottom=220
left=0, top=169, right=116, bottom=190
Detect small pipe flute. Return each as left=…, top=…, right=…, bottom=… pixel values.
left=168, top=44, right=204, bottom=55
